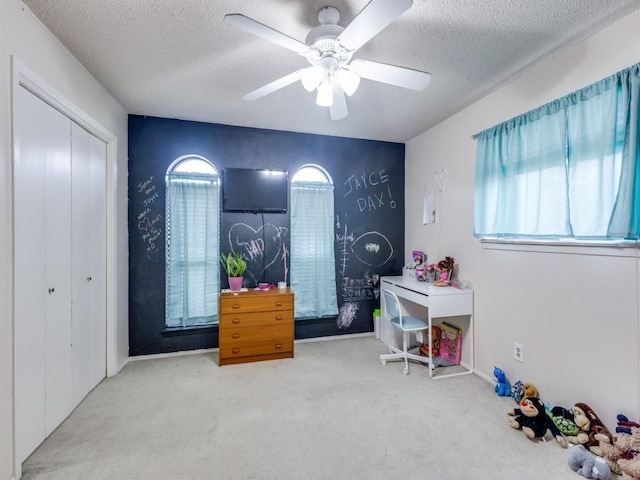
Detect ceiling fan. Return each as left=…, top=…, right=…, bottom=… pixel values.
left=224, top=0, right=431, bottom=120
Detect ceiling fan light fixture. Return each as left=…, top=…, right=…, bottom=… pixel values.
left=316, top=80, right=334, bottom=107
left=336, top=68, right=360, bottom=96
left=300, top=66, right=324, bottom=92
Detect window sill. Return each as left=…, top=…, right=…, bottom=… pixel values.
left=161, top=324, right=218, bottom=337
left=480, top=238, right=638, bottom=257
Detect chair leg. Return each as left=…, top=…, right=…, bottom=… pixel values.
left=402, top=332, right=410, bottom=375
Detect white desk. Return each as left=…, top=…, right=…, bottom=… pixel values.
left=380, top=276, right=474, bottom=379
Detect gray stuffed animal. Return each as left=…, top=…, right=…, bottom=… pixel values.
left=568, top=444, right=611, bottom=479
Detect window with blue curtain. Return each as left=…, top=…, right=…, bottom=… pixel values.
left=290, top=165, right=339, bottom=319
left=165, top=156, right=220, bottom=328
left=475, top=62, right=640, bottom=240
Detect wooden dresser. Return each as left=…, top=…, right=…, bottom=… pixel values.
left=218, top=288, right=294, bottom=366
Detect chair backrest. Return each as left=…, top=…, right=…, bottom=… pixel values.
left=383, top=289, right=403, bottom=327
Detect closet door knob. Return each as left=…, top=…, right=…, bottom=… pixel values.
left=48, top=287, right=55, bottom=294
left=87, top=276, right=92, bottom=282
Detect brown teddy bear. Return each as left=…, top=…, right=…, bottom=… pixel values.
left=599, top=427, right=640, bottom=475
left=522, top=382, right=539, bottom=400
left=566, top=403, right=613, bottom=456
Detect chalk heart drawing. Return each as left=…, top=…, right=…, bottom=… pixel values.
left=350, top=232, right=393, bottom=266
left=138, top=216, right=151, bottom=232
left=229, top=223, right=286, bottom=283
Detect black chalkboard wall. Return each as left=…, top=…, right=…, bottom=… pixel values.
left=128, top=115, right=405, bottom=356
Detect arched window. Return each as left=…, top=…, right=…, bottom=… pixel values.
left=165, top=155, right=220, bottom=328
left=290, top=165, right=338, bottom=319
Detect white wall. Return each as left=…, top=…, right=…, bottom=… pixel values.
left=0, top=2, right=129, bottom=478
left=406, top=10, right=640, bottom=429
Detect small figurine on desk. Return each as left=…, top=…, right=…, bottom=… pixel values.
left=411, top=250, right=425, bottom=267
left=434, top=256, right=455, bottom=286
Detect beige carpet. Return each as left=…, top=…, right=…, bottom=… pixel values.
left=21, top=336, right=585, bottom=479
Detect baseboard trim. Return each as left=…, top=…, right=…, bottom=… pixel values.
left=127, top=332, right=376, bottom=362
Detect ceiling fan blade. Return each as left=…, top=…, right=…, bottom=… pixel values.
left=329, top=84, right=348, bottom=120
left=225, top=14, right=309, bottom=54
left=337, top=0, right=413, bottom=52
left=243, top=70, right=302, bottom=101
left=351, top=59, right=431, bottom=91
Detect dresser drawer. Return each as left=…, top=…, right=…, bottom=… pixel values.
left=220, top=323, right=292, bottom=347
left=220, top=310, right=293, bottom=328
left=220, top=293, right=293, bottom=314
left=219, top=329, right=293, bottom=360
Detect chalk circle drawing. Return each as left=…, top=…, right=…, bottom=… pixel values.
left=350, top=231, right=393, bottom=266
left=228, top=223, right=289, bottom=285
left=337, top=301, right=360, bottom=329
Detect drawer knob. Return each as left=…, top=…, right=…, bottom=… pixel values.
left=232, top=333, right=240, bottom=339
left=275, top=315, right=283, bottom=320
left=275, top=344, right=283, bottom=349
left=232, top=348, right=240, bottom=354
left=232, top=304, right=241, bottom=309
left=232, top=318, right=241, bottom=324
left=275, top=302, right=283, bottom=307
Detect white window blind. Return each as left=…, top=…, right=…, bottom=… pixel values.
left=166, top=160, right=220, bottom=328
left=290, top=166, right=338, bottom=319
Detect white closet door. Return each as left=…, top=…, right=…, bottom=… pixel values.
left=14, top=85, right=48, bottom=463
left=71, top=123, right=92, bottom=406
left=43, top=101, right=73, bottom=437
left=14, top=85, right=107, bottom=464
left=88, top=131, right=107, bottom=389
left=70, top=123, right=107, bottom=400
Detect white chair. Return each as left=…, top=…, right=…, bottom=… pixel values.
left=380, top=289, right=430, bottom=375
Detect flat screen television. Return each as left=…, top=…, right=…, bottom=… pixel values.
left=223, top=168, right=288, bottom=213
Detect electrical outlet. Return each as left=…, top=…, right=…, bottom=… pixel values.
left=514, top=342, right=524, bottom=363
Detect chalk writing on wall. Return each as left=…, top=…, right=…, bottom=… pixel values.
left=335, top=214, right=388, bottom=322
left=136, top=175, right=163, bottom=262
left=336, top=217, right=355, bottom=276
left=228, top=222, right=289, bottom=285
left=342, top=271, right=381, bottom=301
left=337, top=301, right=360, bottom=329
left=343, top=169, right=397, bottom=212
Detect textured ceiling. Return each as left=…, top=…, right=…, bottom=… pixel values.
left=22, top=0, right=640, bottom=143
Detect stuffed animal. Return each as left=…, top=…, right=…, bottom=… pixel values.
left=566, top=403, right=614, bottom=456
left=547, top=405, right=580, bottom=437
left=508, top=396, right=567, bottom=447
left=599, top=427, right=640, bottom=475
left=493, top=366, right=511, bottom=396
left=511, top=380, right=524, bottom=403
left=522, top=382, right=539, bottom=400
left=568, top=444, right=612, bottom=479
left=617, top=415, right=640, bottom=435
left=618, top=456, right=640, bottom=479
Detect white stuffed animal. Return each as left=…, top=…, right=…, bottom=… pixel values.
left=568, top=444, right=611, bottom=480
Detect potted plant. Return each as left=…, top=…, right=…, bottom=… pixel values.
left=220, top=251, right=247, bottom=291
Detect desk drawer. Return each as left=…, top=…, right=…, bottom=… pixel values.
left=220, top=294, right=293, bottom=314
left=220, top=310, right=293, bottom=328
